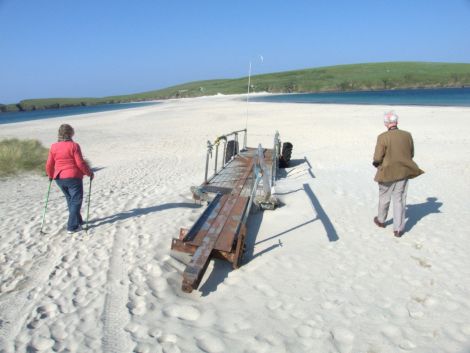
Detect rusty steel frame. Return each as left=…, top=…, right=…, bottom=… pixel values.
left=180, top=158, right=254, bottom=292
left=171, top=133, right=277, bottom=293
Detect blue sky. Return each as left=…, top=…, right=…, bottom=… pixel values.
left=1, top=0, right=469, bottom=103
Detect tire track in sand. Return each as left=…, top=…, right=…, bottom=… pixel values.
left=0, top=230, right=77, bottom=353
left=101, top=228, right=133, bottom=353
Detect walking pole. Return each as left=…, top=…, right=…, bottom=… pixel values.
left=40, top=179, right=53, bottom=234
left=85, top=178, right=92, bottom=232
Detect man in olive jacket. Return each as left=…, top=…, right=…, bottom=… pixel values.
left=373, top=111, right=424, bottom=237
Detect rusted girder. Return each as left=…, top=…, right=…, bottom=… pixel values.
left=181, top=160, right=254, bottom=293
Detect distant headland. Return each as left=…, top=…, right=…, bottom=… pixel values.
left=2, top=61, right=469, bottom=113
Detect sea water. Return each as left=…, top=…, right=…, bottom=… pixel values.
left=0, top=102, right=159, bottom=125
left=250, top=87, right=470, bottom=106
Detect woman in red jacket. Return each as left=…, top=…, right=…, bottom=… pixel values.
left=46, top=124, right=94, bottom=233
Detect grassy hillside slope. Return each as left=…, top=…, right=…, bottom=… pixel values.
left=2, top=62, right=470, bottom=112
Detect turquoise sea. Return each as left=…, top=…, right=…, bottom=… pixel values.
left=0, top=102, right=159, bottom=125
left=250, top=87, right=470, bottom=106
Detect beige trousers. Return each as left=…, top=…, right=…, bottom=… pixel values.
left=377, top=179, right=409, bottom=232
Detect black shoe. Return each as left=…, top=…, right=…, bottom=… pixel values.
left=67, top=225, right=83, bottom=234
left=393, top=231, right=403, bottom=237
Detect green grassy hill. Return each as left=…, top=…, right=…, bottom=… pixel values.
left=2, top=62, right=470, bottom=112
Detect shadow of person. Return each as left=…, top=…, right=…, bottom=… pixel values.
left=88, top=202, right=201, bottom=229
left=405, top=197, right=442, bottom=232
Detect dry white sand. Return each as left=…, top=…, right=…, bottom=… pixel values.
left=1, top=95, right=470, bottom=353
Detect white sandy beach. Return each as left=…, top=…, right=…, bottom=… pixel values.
left=1, top=95, right=470, bottom=353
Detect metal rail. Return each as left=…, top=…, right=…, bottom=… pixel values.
left=272, top=131, right=281, bottom=186
left=204, top=128, right=248, bottom=183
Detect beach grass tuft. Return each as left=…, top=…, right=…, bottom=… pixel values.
left=0, top=138, right=48, bottom=177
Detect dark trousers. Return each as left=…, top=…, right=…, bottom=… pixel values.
left=56, top=178, right=83, bottom=231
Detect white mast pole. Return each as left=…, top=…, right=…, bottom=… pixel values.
left=244, top=61, right=252, bottom=149
left=245, top=63, right=252, bottom=129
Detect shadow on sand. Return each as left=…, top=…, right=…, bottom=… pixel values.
left=200, top=206, right=266, bottom=296
left=257, top=183, right=338, bottom=245
left=405, top=197, right=442, bottom=232
left=88, top=202, right=201, bottom=229
left=252, top=183, right=339, bottom=252
left=199, top=259, right=233, bottom=296
left=198, top=163, right=337, bottom=295
left=278, top=156, right=316, bottom=180
left=91, top=166, right=106, bottom=173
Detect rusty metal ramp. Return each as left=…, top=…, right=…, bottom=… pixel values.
left=171, top=144, right=276, bottom=293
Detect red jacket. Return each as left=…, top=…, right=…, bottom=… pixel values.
left=46, top=141, right=92, bottom=179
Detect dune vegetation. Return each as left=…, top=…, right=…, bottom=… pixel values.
left=0, top=139, right=48, bottom=177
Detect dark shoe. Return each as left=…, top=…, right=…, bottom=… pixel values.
left=393, top=231, right=403, bottom=237
left=374, top=217, right=385, bottom=228
left=67, top=225, right=83, bottom=234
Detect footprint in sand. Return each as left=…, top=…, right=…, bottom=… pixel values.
left=133, top=343, right=152, bottom=353
left=406, top=302, right=425, bottom=319
left=158, top=333, right=178, bottom=344
left=444, top=324, right=469, bottom=343
left=254, top=283, right=278, bottom=298
left=148, top=276, right=169, bottom=295
left=381, top=324, right=402, bottom=342
left=29, top=336, right=55, bottom=352
left=389, top=304, right=409, bottom=319
left=399, top=340, right=417, bottom=351
left=141, top=262, right=163, bottom=277
left=162, top=342, right=181, bottom=353
left=411, top=256, right=432, bottom=268
left=187, top=306, right=216, bottom=329
left=251, top=334, right=287, bottom=353
left=78, top=264, right=94, bottom=277
left=127, top=297, right=147, bottom=316
left=266, top=300, right=282, bottom=311
left=50, top=323, right=68, bottom=341
left=129, top=269, right=146, bottom=285
left=296, top=325, right=314, bottom=338
left=291, top=309, right=308, bottom=320
left=218, top=314, right=251, bottom=333
left=148, top=327, right=162, bottom=339
left=330, top=327, right=355, bottom=353
left=162, top=304, right=200, bottom=321
left=134, top=285, right=147, bottom=297
left=36, top=303, right=58, bottom=319
left=125, top=322, right=148, bottom=339
left=195, top=333, right=226, bottom=353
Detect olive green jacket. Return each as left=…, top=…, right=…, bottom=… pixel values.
left=373, top=128, right=424, bottom=183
